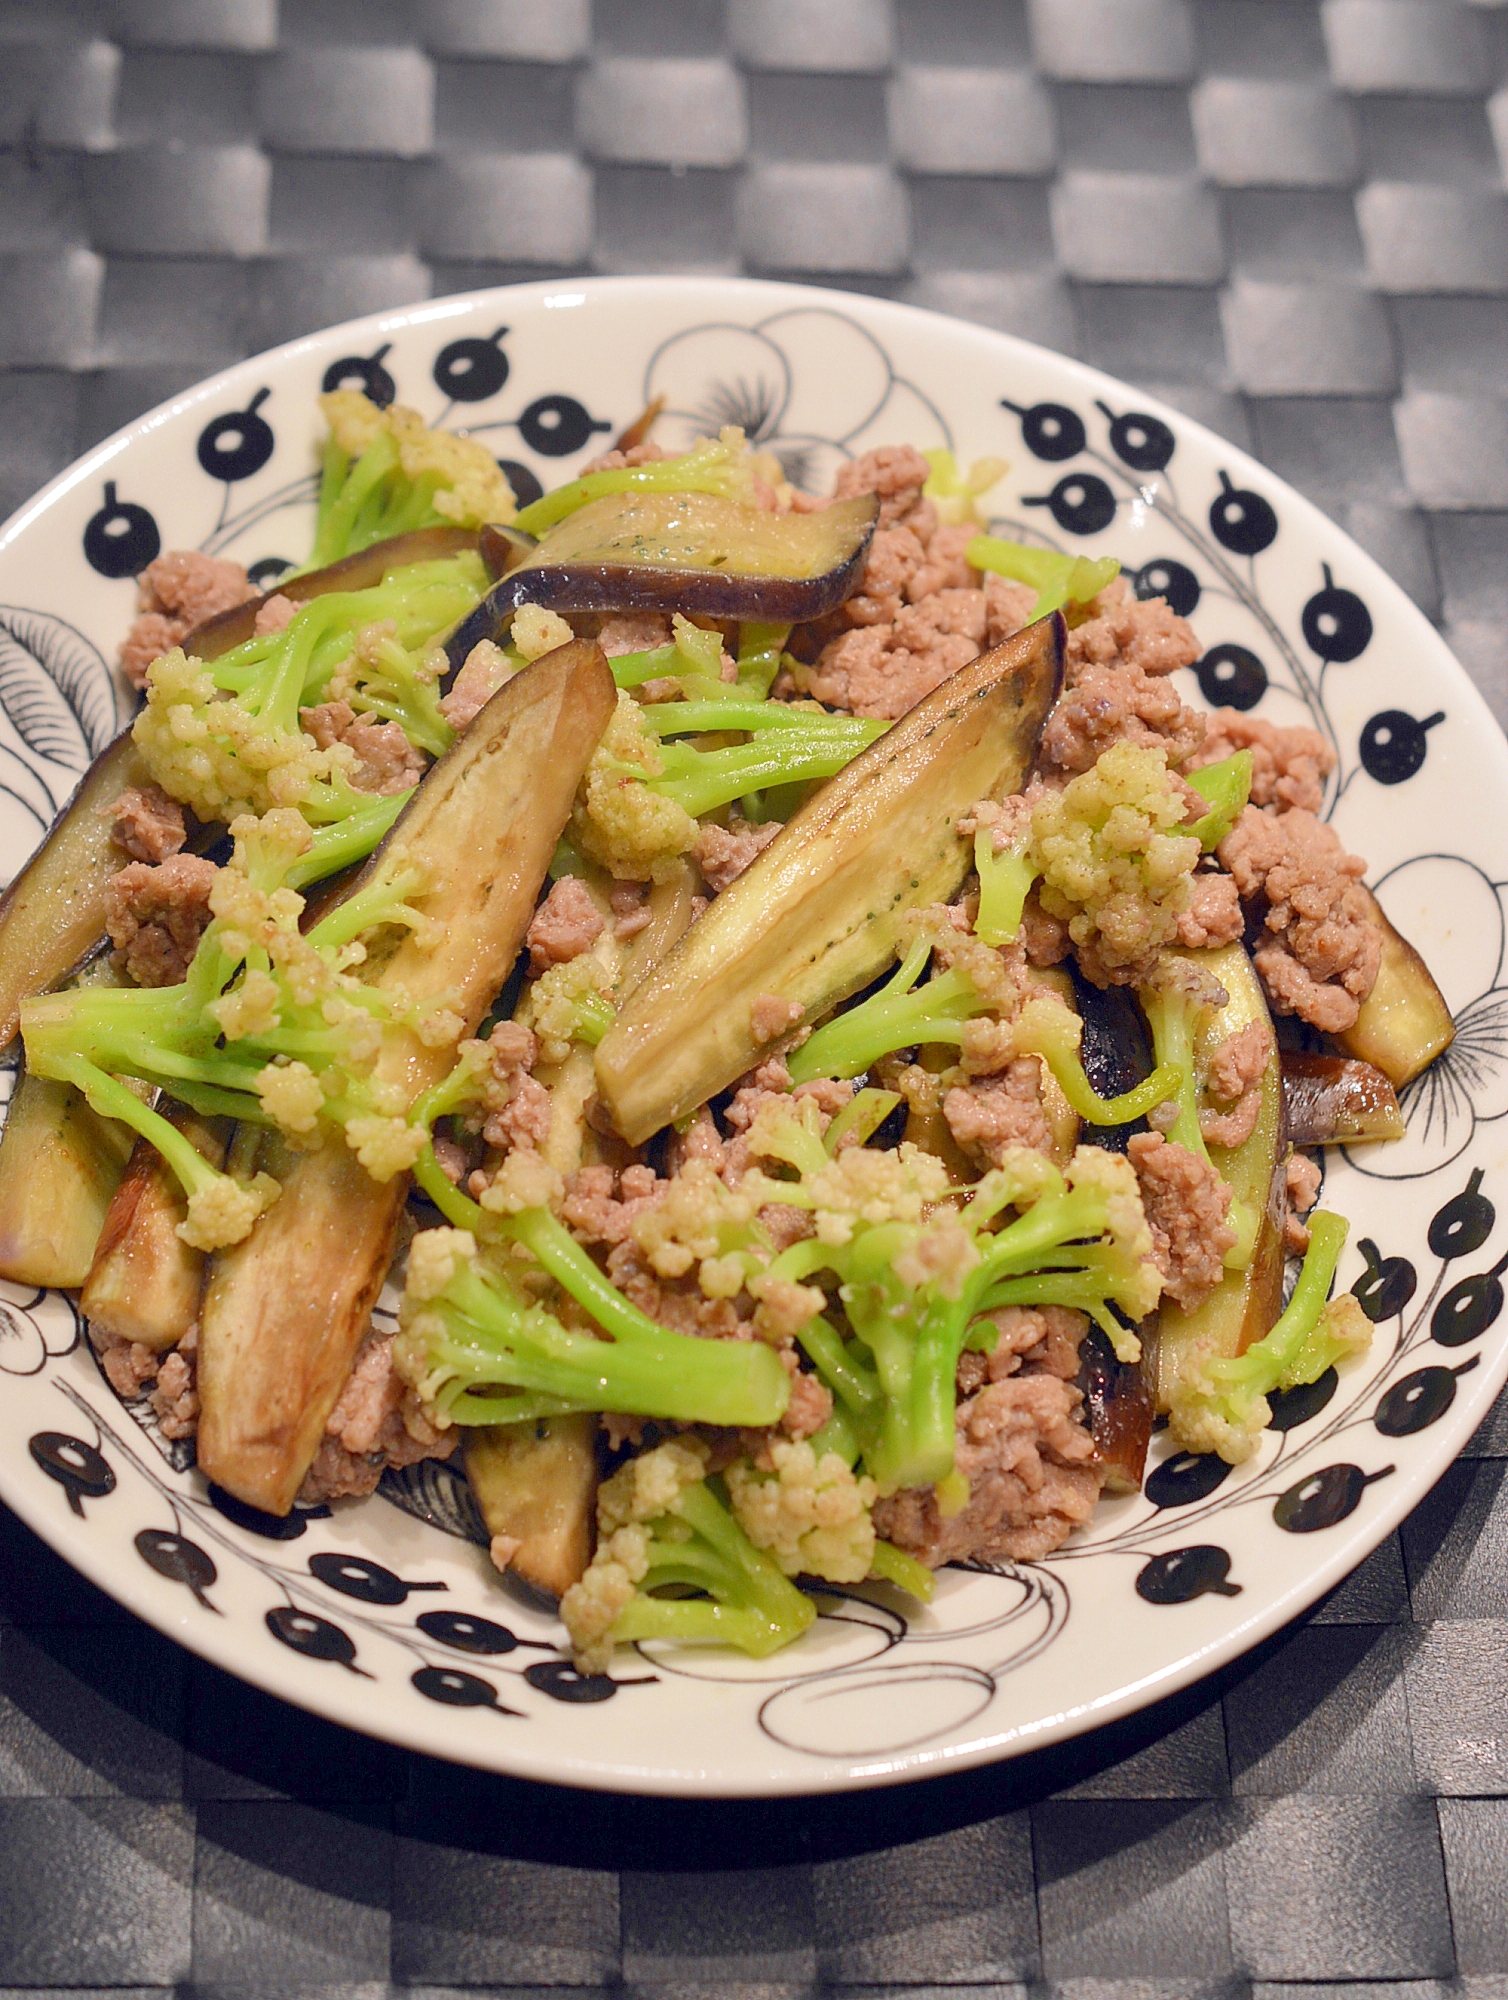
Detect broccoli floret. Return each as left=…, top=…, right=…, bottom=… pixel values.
left=740, top=1102, right=1161, bottom=1493
left=1031, top=741, right=1203, bottom=985
left=513, top=427, right=762, bottom=538
left=392, top=1211, right=791, bottom=1431
left=559, top=1438, right=816, bottom=1673
left=310, top=392, right=517, bottom=569
left=1166, top=1210, right=1371, bottom=1463
left=133, top=554, right=485, bottom=824
left=20, top=808, right=434, bottom=1245
left=965, top=535, right=1120, bottom=619
left=788, top=911, right=1180, bottom=1125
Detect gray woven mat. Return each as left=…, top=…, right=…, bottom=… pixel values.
left=2, top=0, right=1508, bottom=1990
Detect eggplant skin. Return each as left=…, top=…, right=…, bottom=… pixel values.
left=1341, top=888, right=1454, bottom=1090
left=451, top=492, right=880, bottom=649
left=1076, top=1326, right=1154, bottom=1494
left=596, top=615, right=1064, bottom=1146
left=185, top=525, right=479, bottom=662
left=1282, top=1050, right=1404, bottom=1147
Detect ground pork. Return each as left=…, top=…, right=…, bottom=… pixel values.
left=664, top=1104, right=728, bottom=1176
left=696, top=817, right=782, bottom=893
left=439, top=639, right=513, bottom=730
left=1285, top=1150, right=1324, bottom=1253
left=1175, top=870, right=1244, bottom=950
left=526, top=876, right=603, bottom=975
left=118, top=550, right=256, bottom=689
left=1128, top=1131, right=1237, bottom=1312
left=873, top=1373, right=1102, bottom=1565
left=253, top=592, right=298, bottom=637
left=832, top=443, right=932, bottom=527
left=1199, top=1019, right=1273, bottom=1149
left=778, top=1348, right=833, bottom=1440
left=1038, top=580, right=1204, bottom=775
left=561, top=1161, right=664, bottom=1249
left=92, top=1325, right=160, bottom=1400
left=1218, top=806, right=1381, bottom=1033
left=609, top=879, right=653, bottom=939
left=956, top=1303, right=1087, bottom=1395
left=104, top=853, right=218, bottom=986
left=580, top=441, right=667, bottom=476
left=1189, top=708, right=1336, bottom=816
left=751, top=993, right=803, bottom=1046
left=105, top=783, right=186, bottom=864
left=482, top=1072, right=552, bottom=1154
left=604, top=1237, right=744, bottom=1340
left=942, top=1059, right=1051, bottom=1169
left=90, top=1324, right=199, bottom=1439
left=594, top=610, right=671, bottom=656
left=300, top=699, right=425, bottom=795
left=298, top=1329, right=457, bottom=1504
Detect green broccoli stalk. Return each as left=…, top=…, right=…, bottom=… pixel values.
left=788, top=919, right=1181, bottom=1125
left=309, top=394, right=518, bottom=569
left=513, top=430, right=760, bottom=537
left=922, top=448, right=1010, bottom=525
left=1185, top=751, right=1254, bottom=851
left=736, top=620, right=791, bottom=697
left=558, top=1439, right=816, bottom=1672
left=393, top=1221, right=791, bottom=1429
left=19, top=809, right=431, bottom=1248
left=630, top=702, right=884, bottom=819
left=742, top=1102, right=1161, bottom=1493
left=965, top=536, right=1120, bottom=619
left=1165, top=1210, right=1372, bottom=1460
left=134, top=555, right=486, bottom=826
left=973, top=821, right=1036, bottom=947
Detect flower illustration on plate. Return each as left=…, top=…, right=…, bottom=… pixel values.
left=642, top=307, right=952, bottom=495
left=0, top=1282, right=80, bottom=1377
left=1346, top=853, right=1508, bottom=1181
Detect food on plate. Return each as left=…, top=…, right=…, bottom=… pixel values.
left=0, top=393, right=1455, bottom=1678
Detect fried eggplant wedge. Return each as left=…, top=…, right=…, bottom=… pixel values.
left=1282, top=1050, right=1404, bottom=1147
left=1341, top=888, right=1454, bottom=1090
left=80, top=1109, right=231, bottom=1348
left=595, top=615, right=1065, bottom=1145
left=465, top=1415, right=600, bottom=1601
left=197, top=640, right=616, bottom=1515
left=1151, top=943, right=1287, bottom=1445
left=0, top=1065, right=138, bottom=1287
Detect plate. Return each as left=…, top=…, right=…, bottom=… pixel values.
left=0, top=275, right=1503, bottom=1796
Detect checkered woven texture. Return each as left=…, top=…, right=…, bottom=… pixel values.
left=2, top=0, right=1508, bottom=1991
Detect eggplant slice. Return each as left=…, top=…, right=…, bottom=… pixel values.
left=595, top=615, right=1064, bottom=1145
left=452, top=489, right=880, bottom=643
left=1281, top=1050, right=1404, bottom=1147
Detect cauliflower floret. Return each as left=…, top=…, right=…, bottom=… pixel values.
left=405, top=1226, right=477, bottom=1304
left=133, top=648, right=352, bottom=825
left=511, top=603, right=575, bottom=660
left=254, top=1057, right=325, bottom=1134
left=179, top=1170, right=280, bottom=1251
left=1030, top=740, right=1200, bottom=986
left=726, top=1440, right=878, bottom=1582
left=520, top=948, right=615, bottom=1066
left=558, top=1523, right=651, bottom=1676
left=319, top=392, right=517, bottom=528
left=343, top=1113, right=431, bottom=1181
left=630, top=1161, right=764, bottom=1292
left=571, top=691, right=698, bottom=882
left=210, top=967, right=281, bottom=1041
left=477, top=1146, right=565, bottom=1215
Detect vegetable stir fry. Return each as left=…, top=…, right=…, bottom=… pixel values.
left=0, top=393, right=1453, bottom=1679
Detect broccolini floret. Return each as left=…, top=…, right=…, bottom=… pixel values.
left=559, top=1438, right=816, bottom=1673
left=1165, top=1210, right=1372, bottom=1462
left=19, top=809, right=434, bottom=1247
left=739, top=1101, right=1162, bottom=1494
left=310, top=391, right=517, bottom=569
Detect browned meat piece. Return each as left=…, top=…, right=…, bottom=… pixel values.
left=1041, top=656, right=1206, bottom=774
left=439, top=639, right=514, bottom=730
left=609, top=879, right=653, bottom=938
left=943, top=1059, right=1051, bottom=1168
left=560, top=1161, right=663, bottom=1248
left=956, top=1302, right=1087, bottom=1393
left=909, top=521, right=979, bottom=600
left=297, top=1328, right=458, bottom=1503
left=253, top=593, right=298, bottom=637
left=696, top=817, right=782, bottom=894
left=1284, top=1150, right=1324, bottom=1253
left=779, top=1354, right=833, bottom=1440
left=483, top=1071, right=552, bottom=1153
left=1190, top=708, right=1336, bottom=816
left=1218, top=806, right=1381, bottom=1033
left=842, top=523, right=927, bottom=626
left=1176, top=869, right=1244, bottom=950
left=800, top=621, right=976, bottom=720
left=1066, top=578, right=1201, bottom=680
left=526, top=875, right=604, bottom=975
left=604, top=1237, right=743, bottom=1340
left=104, top=783, right=186, bottom=864
left=150, top=1343, right=198, bottom=1440
left=832, top=443, right=932, bottom=527
left=104, top=853, right=218, bottom=987
left=750, top=992, right=803, bottom=1046
left=1128, top=1131, right=1236, bottom=1311
left=873, top=1373, right=1102, bottom=1565
left=984, top=571, right=1037, bottom=645
left=1199, top=1018, right=1274, bottom=1148
left=118, top=551, right=256, bottom=688
left=300, top=698, right=425, bottom=795
left=594, top=611, right=672, bottom=657
left=664, top=1103, right=727, bottom=1175
left=92, top=1323, right=160, bottom=1399
left=581, top=441, right=667, bottom=475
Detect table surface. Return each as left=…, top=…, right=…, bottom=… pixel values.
left=3, top=0, right=1508, bottom=1991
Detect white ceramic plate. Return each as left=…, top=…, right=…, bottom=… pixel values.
left=0, top=276, right=1503, bottom=1796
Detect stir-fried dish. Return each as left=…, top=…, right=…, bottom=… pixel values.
left=0, top=392, right=1455, bottom=1673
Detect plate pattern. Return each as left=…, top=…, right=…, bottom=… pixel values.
left=0, top=278, right=1504, bottom=1794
